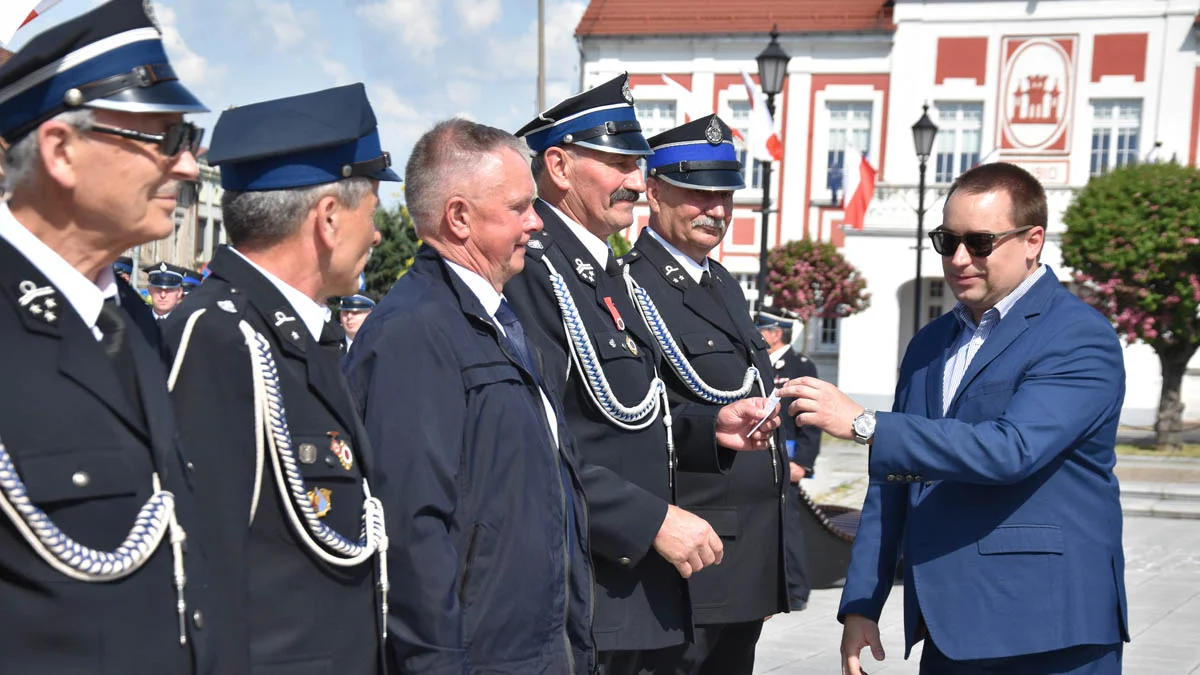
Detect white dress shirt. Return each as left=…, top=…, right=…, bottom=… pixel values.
left=542, top=199, right=612, bottom=269
left=646, top=226, right=710, bottom=283
left=229, top=247, right=330, bottom=341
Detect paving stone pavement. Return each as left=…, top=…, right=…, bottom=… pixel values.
left=754, top=439, right=1200, bottom=674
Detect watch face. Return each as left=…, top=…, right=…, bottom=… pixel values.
left=854, top=413, right=875, bottom=437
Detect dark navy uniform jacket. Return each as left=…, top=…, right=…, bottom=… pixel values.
left=625, top=232, right=789, bottom=624
left=0, top=237, right=216, bottom=674
left=164, top=245, right=381, bottom=675
left=504, top=200, right=727, bottom=652
left=344, top=245, right=594, bottom=674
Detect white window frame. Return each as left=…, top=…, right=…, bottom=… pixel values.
left=634, top=99, right=680, bottom=139
left=725, top=100, right=765, bottom=190
left=1090, top=99, right=1142, bottom=177
left=932, top=102, right=983, bottom=184
left=824, top=102, right=873, bottom=196
left=809, top=87, right=882, bottom=208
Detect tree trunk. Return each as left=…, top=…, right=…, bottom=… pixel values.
left=1155, top=344, right=1199, bottom=452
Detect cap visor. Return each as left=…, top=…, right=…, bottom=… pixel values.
left=370, top=167, right=402, bottom=183
left=87, top=80, right=209, bottom=114
left=654, top=170, right=745, bottom=192
left=574, top=131, right=654, bottom=156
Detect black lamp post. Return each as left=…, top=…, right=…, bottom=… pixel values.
left=911, top=104, right=938, bottom=338
left=753, top=26, right=790, bottom=309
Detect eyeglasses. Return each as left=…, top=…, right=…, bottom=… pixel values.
left=87, top=121, right=205, bottom=158
left=929, top=226, right=1035, bottom=257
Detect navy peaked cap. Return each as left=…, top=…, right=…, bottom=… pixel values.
left=145, top=262, right=183, bottom=289
left=113, top=256, right=134, bottom=275
left=207, top=83, right=401, bottom=191
left=647, top=115, right=744, bottom=191
left=338, top=294, right=375, bottom=312
left=515, top=73, right=651, bottom=156
left=0, top=0, right=207, bottom=145
left=755, top=310, right=794, bottom=329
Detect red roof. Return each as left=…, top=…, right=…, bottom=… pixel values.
left=577, top=0, right=894, bottom=37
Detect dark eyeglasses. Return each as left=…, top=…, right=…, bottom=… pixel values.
left=87, top=121, right=205, bottom=158
left=929, top=226, right=1035, bottom=257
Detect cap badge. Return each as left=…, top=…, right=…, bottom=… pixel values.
left=328, top=431, right=354, bottom=470
left=705, top=117, right=723, bottom=145
left=307, top=487, right=332, bottom=518
left=622, top=80, right=634, bottom=104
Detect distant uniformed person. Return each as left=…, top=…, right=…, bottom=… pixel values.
left=162, top=83, right=398, bottom=674
left=146, top=261, right=185, bottom=320
left=113, top=255, right=166, bottom=352
left=622, top=115, right=790, bottom=673
left=338, top=293, right=375, bottom=352
left=506, top=75, right=781, bottom=674
left=756, top=310, right=820, bottom=613
left=0, top=0, right=215, bottom=672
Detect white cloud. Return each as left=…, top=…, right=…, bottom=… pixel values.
left=253, top=0, right=306, bottom=50
left=356, top=0, right=443, bottom=58
left=446, top=80, right=481, bottom=107
left=153, top=3, right=226, bottom=92
left=454, top=0, right=502, bottom=33
left=312, top=44, right=353, bottom=86
left=487, top=0, right=585, bottom=81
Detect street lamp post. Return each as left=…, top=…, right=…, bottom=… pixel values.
left=754, top=27, right=790, bottom=309
left=911, top=104, right=938, bottom=338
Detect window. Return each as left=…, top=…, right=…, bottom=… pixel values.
left=819, top=317, right=839, bottom=348
left=634, top=100, right=678, bottom=138
left=1090, top=100, right=1141, bottom=176
left=825, top=102, right=873, bottom=199
left=727, top=101, right=764, bottom=189
left=933, top=103, right=983, bottom=184
left=734, top=273, right=757, bottom=292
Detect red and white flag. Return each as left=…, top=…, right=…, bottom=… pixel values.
left=0, top=0, right=61, bottom=48
left=841, top=145, right=877, bottom=230
left=739, top=69, right=783, bottom=162
left=659, top=75, right=712, bottom=123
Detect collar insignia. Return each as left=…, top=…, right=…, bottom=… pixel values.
left=18, top=280, right=58, bottom=324
left=274, top=311, right=296, bottom=327
left=574, top=257, right=596, bottom=284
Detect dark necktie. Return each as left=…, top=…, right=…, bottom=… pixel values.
left=97, top=299, right=144, bottom=420
left=699, top=270, right=722, bottom=302
left=494, top=299, right=540, bottom=384
left=319, top=319, right=346, bottom=357
left=605, top=251, right=622, bottom=278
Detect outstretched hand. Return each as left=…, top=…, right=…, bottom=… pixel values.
left=715, top=396, right=780, bottom=450
left=778, top=376, right=865, bottom=441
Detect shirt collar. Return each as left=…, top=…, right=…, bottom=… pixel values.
left=443, top=259, right=503, bottom=320
left=769, top=345, right=791, bottom=362
left=647, top=226, right=709, bottom=283
left=542, top=199, right=612, bottom=269
left=952, top=264, right=1047, bottom=331
left=228, top=246, right=329, bottom=340
left=0, top=202, right=116, bottom=334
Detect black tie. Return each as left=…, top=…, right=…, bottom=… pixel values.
left=319, top=319, right=346, bottom=357
left=699, top=270, right=722, bottom=302
left=494, top=299, right=541, bottom=384
left=97, top=299, right=144, bottom=419
left=605, top=252, right=622, bottom=278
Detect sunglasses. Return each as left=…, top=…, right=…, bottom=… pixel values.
left=929, top=226, right=1035, bottom=257
left=87, top=121, right=205, bottom=158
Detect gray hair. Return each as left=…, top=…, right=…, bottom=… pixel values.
left=221, top=177, right=375, bottom=249
left=405, top=118, right=530, bottom=238
left=2, top=109, right=95, bottom=193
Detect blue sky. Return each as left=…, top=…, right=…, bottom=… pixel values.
left=11, top=0, right=589, bottom=203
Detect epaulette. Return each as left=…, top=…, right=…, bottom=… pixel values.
left=619, top=248, right=643, bottom=266
left=525, top=230, right=552, bottom=260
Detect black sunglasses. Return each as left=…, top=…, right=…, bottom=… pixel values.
left=87, top=121, right=205, bottom=158
left=929, top=226, right=1035, bottom=257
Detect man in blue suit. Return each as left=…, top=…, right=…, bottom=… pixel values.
left=782, top=162, right=1128, bottom=674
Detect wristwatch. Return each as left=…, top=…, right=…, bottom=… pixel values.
left=852, top=409, right=876, bottom=445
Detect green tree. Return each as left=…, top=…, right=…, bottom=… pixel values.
left=1061, top=161, right=1200, bottom=451
left=608, top=231, right=632, bottom=256
left=363, top=203, right=421, bottom=299
left=764, top=237, right=871, bottom=322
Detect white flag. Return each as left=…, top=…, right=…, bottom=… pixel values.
left=739, top=69, right=783, bottom=162
left=0, top=0, right=61, bottom=48
left=659, top=75, right=712, bottom=122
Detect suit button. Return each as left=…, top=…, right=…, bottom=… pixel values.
left=905, top=475, right=915, bottom=482
left=192, top=610, right=204, bottom=630
left=71, top=471, right=89, bottom=487
left=617, top=556, right=632, bottom=566
left=924, top=481, right=933, bottom=487
left=914, top=475, right=923, bottom=482
left=886, top=474, right=896, bottom=481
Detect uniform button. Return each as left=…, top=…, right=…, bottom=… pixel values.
left=706, top=339, right=715, bottom=347
left=186, top=462, right=195, bottom=472
left=71, top=471, right=89, bottom=487
left=192, top=610, right=204, bottom=630
left=617, top=556, right=632, bottom=566
left=325, top=455, right=337, bottom=467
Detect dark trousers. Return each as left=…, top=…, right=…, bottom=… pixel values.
left=783, top=481, right=812, bottom=610
left=920, top=638, right=1123, bottom=675
left=674, top=621, right=764, bottom=675
left=598, top=646, right=688, bottom=675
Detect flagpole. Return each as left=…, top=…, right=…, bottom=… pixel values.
left=536, top=0, right=545, bottom=113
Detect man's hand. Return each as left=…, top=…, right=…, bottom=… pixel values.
left=789, top=461, right=807, bottom=483
left=653, top=504, right=723, bottom=578
left=715, top=396, right=780, bottom=450
left=841, top=614, right=885, bottom=675
left=779, top=376, right=865, bottom=441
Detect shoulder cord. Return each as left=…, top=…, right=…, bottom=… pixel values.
left=541, top=257, right=678, bottom=487
left=169, top=310, right=390, bottom=640
left=622, top=272, right=758, bottom=405
left=623, top=270, right=780, bottom=486
left=1, top=401, right=189, bottom=646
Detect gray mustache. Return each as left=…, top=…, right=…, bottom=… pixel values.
left=692, top=216, right=726, bottom=234
left=609, top=188, right=640, bottom=206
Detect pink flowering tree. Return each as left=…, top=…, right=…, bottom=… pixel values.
left=765, top=238, right=871, bottom=323
left=1062, top=161, right=1200, bottom=451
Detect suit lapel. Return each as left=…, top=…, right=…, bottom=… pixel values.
left=922, top=318, right=959, bottom=419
